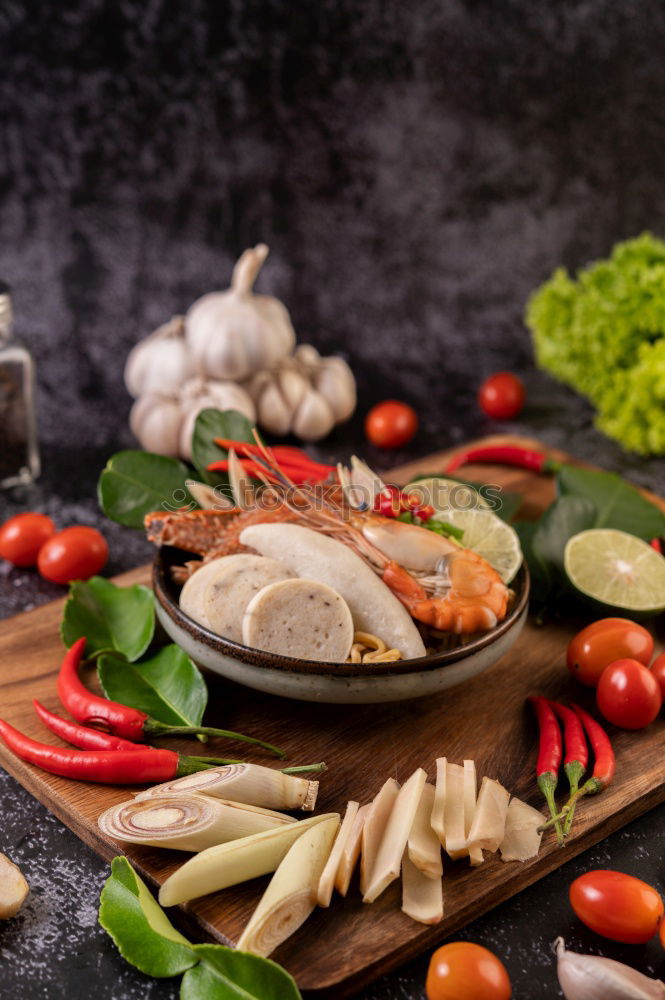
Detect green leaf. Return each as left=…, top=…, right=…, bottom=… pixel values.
left=532, top=496, right=597, bottom=573
left=191, top=409, right=256, bottom=486
left=98, top=450, right=194, bottom=529
left=557, top=465, right=665, bottom=540
left=514, top=521, right=552, bottom=608
left=61, top=577, right=155, bottom=661
left=180, top=945, right=302, bottom=1000
left=98, top=645, right=207, bottom=730
left=99, top=857, right=196, bottom=978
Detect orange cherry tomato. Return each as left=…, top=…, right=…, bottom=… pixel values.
left=570, top=870, right=664, bottom=943
left=596, top=658, right=662, bottom=729
left=426, top=941, right=512, bottom=1000
left=650, top=652, right=665, bottom=701
left=37, top=526, right=108, bottom=584
left=365, top=400, right=418, bottom=449
left=567, top=618, right=654, bottom=688
left=0, top=512, right=56, bottom=567
left=478, top=373, right=525, bottom=420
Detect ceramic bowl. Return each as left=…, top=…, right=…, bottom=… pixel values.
left=153, top=547, right=529, bottom=704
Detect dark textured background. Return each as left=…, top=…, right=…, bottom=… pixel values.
left=2, top=1, right=665, bottom=997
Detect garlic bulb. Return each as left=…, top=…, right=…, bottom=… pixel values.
left=245, top=345, right=356, bottom=442
left=186, top=244, right=296, bottom=381
left=129, top=376, right=256, bottom=459
left=124, top=316, right=194, bottom=398
left=555, top=938, right=665, bottom=1000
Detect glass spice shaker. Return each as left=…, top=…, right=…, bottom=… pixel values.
left=0, top=281, right=40, bottom=488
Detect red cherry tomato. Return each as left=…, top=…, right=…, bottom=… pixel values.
left=365, top=400, right=418, bottom=449
left=478, top=373, right=525, bottom=420
left=650, top=652, right=665, bottom=701
left=570, top=870, right=664, bottom=943
left=37, top=526, right=108, bottom=584
left=426, top=942, right=511, bottom=1000
left=0, top=512, right=56, bottom=567
left=596, top=658, right=662, bottom=729
left=567, top=618, right=654, bottom=688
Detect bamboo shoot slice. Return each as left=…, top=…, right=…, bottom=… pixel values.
left=500, top=797, right=546, bottom=862
left=159, top=813, right=339, bottom=907
left=466, top=777, right=510, bottom=853
left=236, top=815, right=340, bottom=957
left=431, top=757, right=447, bottom=845
left=408, top=783, right=442, bottom=879
left=364, top=768, right=427, bottom=903
left=317, top=801, right=359, bottom=907
left=99, top=794, right=295, bottom=852
left=401, top=853, right=443, bottom=925
left=0, top=853, right=29, bottom=919
left=463, top=760, right=484, bottom=867
left=443, top=763, right=467, bottom=860
left=335, top=803, right=369, bottom=897
left=360, top=778, right=400, bottom=895
left=134, top=762, right=319, bottom=812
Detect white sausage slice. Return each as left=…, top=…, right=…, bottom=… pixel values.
left=203, top=555, right=295, bottom=642
left=179, top=557, right=237, bottom=629
left=242, top=579, right=354, bottom=662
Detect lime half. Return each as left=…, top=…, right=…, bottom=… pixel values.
left=435, top=507, right=523, bottom=584
left=404, top=477, right=492, bottom=514
left=564, top=529, right=665, bottom=614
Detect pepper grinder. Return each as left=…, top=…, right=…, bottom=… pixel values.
left=0, top=282, right=40, bottom=488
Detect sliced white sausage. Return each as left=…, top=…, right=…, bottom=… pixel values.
left=179, top=557, right=236, bottom=628
left=203, top=555, right=295, bottom=642
left=242, top=579, right=354, bottom=662
left=240, top=523, right=426, bottom=659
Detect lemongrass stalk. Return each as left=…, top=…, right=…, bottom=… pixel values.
left=236, top=816, right=340, bottom=957
left=360, top=778, right=400, bottom=895
left=430, top=757, right=447, bottom=845
left=442, top=763, right=467, bottom=860
left=159, top=813, right=339, bottom=907
left=466, top=777, right=510, bottom=854
left=463, top=760, right=484, bottom=866
left=407, top=782, right=443, bottom=879
left=0, top=853, right=29, bottom=919
left=499, top=797, right=546, bottom=862
left=98, top=794, right=295, bottom=852
left=134, top=762, right=319, bottom=812
left=401, top=853, right=443, bottom=925
left=335, top=802, right=369, bottom=897
left=316, top=801, right=359, bottom=907
left=363, top=768, right=427, bottom=903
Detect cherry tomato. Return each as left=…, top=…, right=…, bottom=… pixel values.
left=0, top=512, right=56, bottom=567
left=365, top=400, right=418, bottom=449
left=426, top=942, right=511, bottom=1000
left=596, top=658, right=662, bottom=729
left=478, top=373, right=525, bottom=420
left=37, top=526, right=108, bottom=584
left=570, top=870, right=664, bottom=943
left=650, top=652, right=665, bottom=701
left=567, top=618, right=654, bottom=688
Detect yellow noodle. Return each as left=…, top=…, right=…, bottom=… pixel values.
left=346, top=630, right=402, bottom=663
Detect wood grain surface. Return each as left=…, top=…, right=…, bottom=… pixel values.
left=1, top=434, right=664, bottom=997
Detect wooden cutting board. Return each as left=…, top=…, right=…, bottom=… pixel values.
left=1, top=434, right=665, bottom=998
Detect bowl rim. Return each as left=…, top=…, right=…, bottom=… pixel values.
left=153, top=547, right=530, bottom=678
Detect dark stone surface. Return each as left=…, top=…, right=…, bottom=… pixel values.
left=2, top=1, right=665, bottom=996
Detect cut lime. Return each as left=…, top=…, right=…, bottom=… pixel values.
left=433, top=507, right=523, bottom=584
left=404, top=477, right=492, bottom=514
left=564, top=529, right=665, bottom=614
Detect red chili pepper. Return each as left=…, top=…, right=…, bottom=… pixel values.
left=0, top=718, right=234, bottom=784
left=446, top=445, right=561, bottom=476
left=206, top=458, right=282, bottom=481
left=570, top=703, right=615, bottom=795
left=373, top=485, right=402, bottom=517
left=528, top=695, right=564, bottom=844
left=33, top=700, right=144, bottom=752
left=549, top=701, right=588, bottom=835
left=57, top=638, right=285, bottom=757
left=212, top=440, right=335, bottom=479
left=650, top=538, right=663, bottom=554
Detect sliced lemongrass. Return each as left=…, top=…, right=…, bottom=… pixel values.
left=463, top=760, right=484, bottom=867
left=236, top=815, right=340, bottom=957
left=499, top=797, right=546, bottom=862
left=335, top=802, right=369, bottom=897
left=98, top=794, right=295, bottom=852
left=443, top=763, right=467, bottom=860
left=134, top=763, right=319, bottom=812
left=185, top=479, right=235, bottom=510
left=364, top=768, right=427, bottom=903
left=431, top=757, right=447, bottom=845
left=0, top=853, right=29, bottom=919
left=401, top=853, right=443, bottom=925
left=316, top=801, right=359, bottom=907
left=228, top=448, right=255, bottom=509
left=360, top=778, right=400, bottom=895
left=159, top=812, right=339, bottom=907
left=466, top=777, right=510, bottom=853
left=407, top=782, right=442, bottom=879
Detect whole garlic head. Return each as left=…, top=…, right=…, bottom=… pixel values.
left=185, top=244, right=296, bottom=381
left=124, top=316, right=194, bottom=398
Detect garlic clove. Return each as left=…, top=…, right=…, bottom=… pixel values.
left=292, top=388, right=335, bottom=441
left=555, top=937, right=665, bottom=1000
left=277, top=369, right=308, bottom=412
left=256, top=381, right=294, bottom=436
left=294, top=343, right=321, bottom=368
left=124, top=316, right=192, bottom=399
left=129, top=395, right=182, bottom=457
left=314, top=357, right=357, bottom=423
